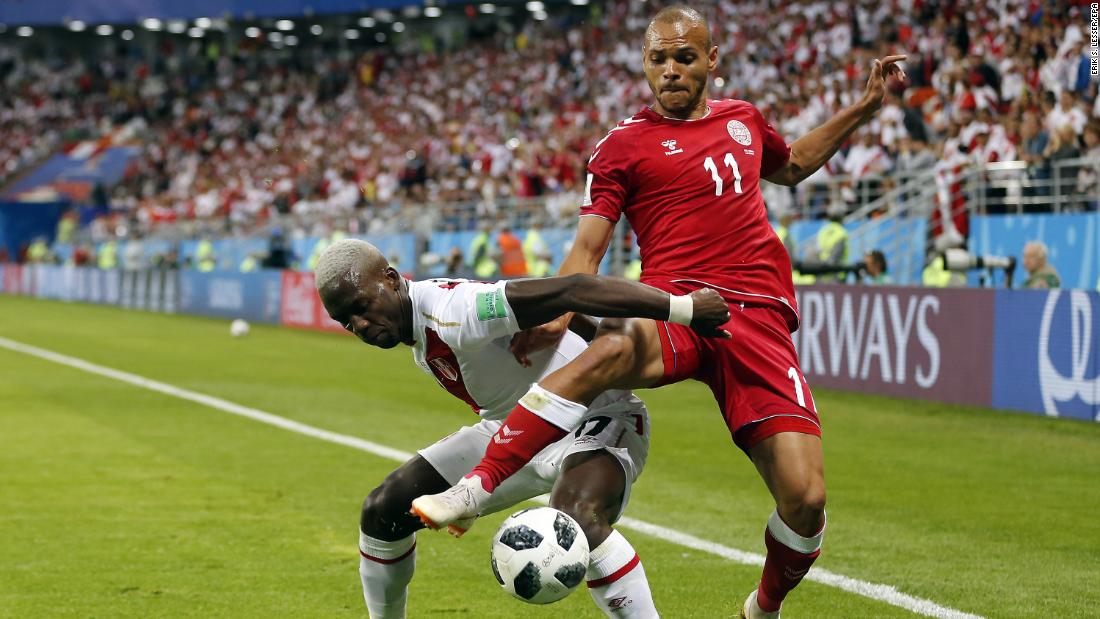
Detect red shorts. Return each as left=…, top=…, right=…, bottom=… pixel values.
left=654, top=295, right=821, bottom=454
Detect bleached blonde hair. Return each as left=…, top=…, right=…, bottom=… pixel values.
left=314, top=238, right=380, bottom=291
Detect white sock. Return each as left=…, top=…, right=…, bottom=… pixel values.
left=359, top=531, right=416, bottom=619
left=585, top=530, right=659, bottom=618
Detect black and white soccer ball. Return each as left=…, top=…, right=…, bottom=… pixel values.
left=490, top=507, right=590, bottom=604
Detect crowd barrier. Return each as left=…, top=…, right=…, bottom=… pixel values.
left=3, top=265, right=1097, bottom=422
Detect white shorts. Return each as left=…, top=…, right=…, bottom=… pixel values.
left=418, top=393, right=649, bottom=521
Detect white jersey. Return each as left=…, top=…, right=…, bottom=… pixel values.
left=407, top=278, right=638, bottom=421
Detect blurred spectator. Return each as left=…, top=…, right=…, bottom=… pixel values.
left=56, top=213, right=77, bottom=245
left=774, top=210, right=797, bottom=262
left=444, top=247, right=465, bottom=277
left=862, top=250, right=891, bottom=285
left=495, top=226, right=527, bottom=277
left=26, top=237, right=50, bottom=263
left=894, top=137, right=936, bottom=175
left=1021, top=241, right=1061, bottom=289
left=467, top=223, right=496, bottom=278
left=815, top=204, right=849, bottom=282
left=523, top=220, right=552, bottom=277
left=123, top=236, right=144, bottom=270
left=97, top=239, right=118, bottom=270
left=263, top=231, right=294, bottom=270
left=1047, top=90, right=1087, bottom=136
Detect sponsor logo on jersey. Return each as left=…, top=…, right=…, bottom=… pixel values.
left=475, top=289, right=508, bottom=321
left=429, top=357, right=459, bottom=381
left=1038, top=290, right=1100, bottom=418
left=727, top=120, right=752, bottom=145
left=661, top=139, right=684, bottom=156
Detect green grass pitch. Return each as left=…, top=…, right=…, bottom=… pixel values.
left=1, top=296, right=1098, bottom=618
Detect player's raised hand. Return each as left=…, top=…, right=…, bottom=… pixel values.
left=688, top=288, right=732, bottom=339
left=860, top=54, right=907, bottom=118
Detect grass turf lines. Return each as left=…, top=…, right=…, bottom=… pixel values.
left=1, top=297, right=1098, bottom=618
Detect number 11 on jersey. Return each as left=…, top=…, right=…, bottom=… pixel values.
left=703, top=153, right=743, bottom=196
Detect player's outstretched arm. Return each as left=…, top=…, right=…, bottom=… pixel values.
left=509, top=216, right=616, bottom=365
left=766, top=54, right=907, bottom=186
left=505, top=274, right=731, bottom=338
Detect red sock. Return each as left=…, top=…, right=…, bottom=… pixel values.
left=468, top=404, right=567, bottom=492
left=756, top=527, right=821, bottom=612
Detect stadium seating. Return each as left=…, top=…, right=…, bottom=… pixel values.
left=0, top=0, right=1095, bottom=284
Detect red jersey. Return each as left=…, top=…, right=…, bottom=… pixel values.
left=580, top=99, right=799, bottom=330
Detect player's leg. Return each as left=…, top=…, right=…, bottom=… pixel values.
left=551, top=449, right=659, bottom=618
left=743, top=432, right=826, bottom=617
left=411, top=318, right=667, bottom=531
left=359, top=456, right=450, bottom=619
left=713, top=306, right=824, bottom=618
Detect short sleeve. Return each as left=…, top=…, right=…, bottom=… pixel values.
left=751, top=105, right=791, bottom=178
left=579, top=129, right=633, bottom=223
left=426, top=280, right=521, bottom=350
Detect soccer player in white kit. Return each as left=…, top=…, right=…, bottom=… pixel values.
left=314, top=239, right=730, bottom=618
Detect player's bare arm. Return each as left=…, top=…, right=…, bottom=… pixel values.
left=508, top=216, right=615, bottom=365
left=505, top=274, right=731, bottom=338
left=765, top=54, right=908, bottom=186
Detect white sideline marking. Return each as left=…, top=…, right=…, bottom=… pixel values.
left=0, top=335, right=983, bottom=619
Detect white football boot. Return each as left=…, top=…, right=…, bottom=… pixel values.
left=410, top=475, right=489, bottom=537
left=740, top=590, right=780, bottom=619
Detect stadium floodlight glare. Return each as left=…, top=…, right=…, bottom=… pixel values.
left=188, top=27, right=204, bottom=38
left=310, top=24, right=323, bottom=35
left=142, top=18, right=162, bottom=31
left=714, top=77, right=726, bottom=87
left=276, top=19, right=294, bottom=31
left=424, top=6, right=442, bottom=17
left=479, top=4, right=496, bottom=14
left=532, top=10, right=548, bottom=20
left=68, top=20, right=87, bottom=32
left=268, top=31, right=283, bottom=42
left=526, top=1, right=545, bottom=12
left=569, top=0, right=589, bottom=5
left=344, top=29, right=360, bottom=39
left=245, top=26, right=261, bottom=38
left=358, top=17, right=376, bottom=27
left=167, top=20, right=187, bottom=34
left=195, top=17, right=212, bottom=29
left=16, top=26, right=33, bottom=37
left=121, top=29, right=134, bottom=40
left=393, top=22, right=405, bottom=33
left=96, top=25, right=113, bottom=36
left=285, top=35, right=298, bottom=45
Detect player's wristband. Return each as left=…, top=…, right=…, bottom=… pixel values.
left=668, top=294, right=694, bottom=326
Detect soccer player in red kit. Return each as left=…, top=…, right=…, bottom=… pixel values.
left=413, top=6, right=906, bottom=617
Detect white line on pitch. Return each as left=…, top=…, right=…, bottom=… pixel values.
left=0, top=335, right=983, bottom=619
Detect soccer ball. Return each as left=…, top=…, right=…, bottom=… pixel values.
left=229, top=319, right=250, bottom=337
left=490, top=507, right=590, bottom=604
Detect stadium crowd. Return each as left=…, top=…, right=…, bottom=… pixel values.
left=1, top=0, right=1096, bottom=249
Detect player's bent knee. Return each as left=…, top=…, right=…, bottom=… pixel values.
left=778, top=484, right=826, bottom=534
left=553, top=492, right=614, bottom=548
left=585, top=332, right=636, bottom=377
left=360, top=482, right=417, bottom=541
